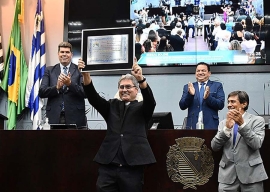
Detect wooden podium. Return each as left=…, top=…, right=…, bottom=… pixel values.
left=0, top=130, right=269, bottom=191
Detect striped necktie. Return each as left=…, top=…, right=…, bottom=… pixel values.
left=61, top=66, right=68, bottom=111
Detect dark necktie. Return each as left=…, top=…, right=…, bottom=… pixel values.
left=233, top=123, right=239, bottom=145
left=199, top=82, right=205, bottom=110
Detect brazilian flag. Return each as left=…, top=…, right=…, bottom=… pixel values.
left=0, top=0, right=28, bottom=130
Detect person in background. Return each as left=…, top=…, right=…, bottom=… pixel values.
left=39, top=42, right=86, bottom=128
left=187, top=13, right=196, bottom=38
left=78, top=59, right=156, bottom=192
left=241, top=31, right=257, bottom=56
left=195, top=16, right=203, bottom=36
left=135, top=43, right=145, bottom=60
left=143, top=39, right=156, bottom=52
left=199, top=2, right=205, bottom=19
left=169, top=30, right=185, bottom=51
left=156, top=36, right=174, bottom=52
left=179, top=62, right=225, bottom=129
left=211, top=90, right=268, bottom=192
left=157, top=22, right=169, bottom=39
left=137, top=19, right=146, bottom=29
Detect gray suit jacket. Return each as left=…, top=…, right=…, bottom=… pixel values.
left=211, top=112, right=268, bottom=184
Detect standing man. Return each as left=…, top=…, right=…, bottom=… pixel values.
left=199, top=2, right=205, bottom=19
left=39, top=42, right=86, bottom=128
left=211, top=91, right=268, bottom=191
left=78, top=59, right=156, bottom=192
left=179, top=62, right=225, bottom=129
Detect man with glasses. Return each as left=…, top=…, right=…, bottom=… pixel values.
left=179, top=62, right=225, bottom=129
left=78, top=58, right=156, bottom=192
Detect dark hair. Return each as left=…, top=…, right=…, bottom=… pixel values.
left=157, top=36, right=167, bottom=51
left=245, top=16, right=253, bottom=32
left=143, top=39, right=152, bottom=52
left=196, top=62, right=210, bottom=72
left=136, top=27, right=143, bottom=35
left=244, top=31, right=252, bottom=40
left=148, top=30, right=158, bottom=42
left=233, top=22, right=244, bottom=31
left=145, top=22, right=151, bottom=28
left=220, top=23, right=226, bottom=30
left=58, top=42, right=72, bottom=52
left=228, top=91, right=249, bottom=110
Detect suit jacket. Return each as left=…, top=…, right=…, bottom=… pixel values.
left=39, top=63, right=86, bottom=127
left=83, top=82, right=156, bottom=166
left=179, top=80, right=225, bottom=129
left=211, top=112, right=268, bottom=184
left=169, top=35, right=185, bottom=51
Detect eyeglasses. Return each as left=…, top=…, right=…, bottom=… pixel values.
left=119, top=85, right=136, bottom=90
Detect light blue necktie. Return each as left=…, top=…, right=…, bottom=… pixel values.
left=233, top=123, right=239, bottom=145
left=199, top=82, right=205, bottom=110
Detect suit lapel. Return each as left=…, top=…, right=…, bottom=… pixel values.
left=54, top=64, right=61, bottom=78
left=234, top=112, right=251, bottom=147
left=69, top=63, right=76, bottom=77
left=194, top=82, right=200, bottom=103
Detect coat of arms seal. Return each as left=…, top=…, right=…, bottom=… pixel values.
left=166, top=137, right=214, bottom=190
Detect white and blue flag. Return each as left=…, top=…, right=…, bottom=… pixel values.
left=25, top=0, right=46, bottom=130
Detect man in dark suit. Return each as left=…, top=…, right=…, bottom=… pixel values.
left=157, top=22, right=170, bottom=39
left=78, top=59, right=156, bottom=192
left=211, top=90, right=268, bottom=191
left=39, top=42, right=86, bottom=128
left=179, top=62, right=225, bottom=129
left=169, top=30, right=185, bottom=51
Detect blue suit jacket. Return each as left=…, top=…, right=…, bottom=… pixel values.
left=179, top=80, right=225, bottom=129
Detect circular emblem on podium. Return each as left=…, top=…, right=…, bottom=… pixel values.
left=166, top=137, right=214, bottom=190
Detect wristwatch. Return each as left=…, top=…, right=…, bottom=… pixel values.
left=138, top=76, right=146, bottom=84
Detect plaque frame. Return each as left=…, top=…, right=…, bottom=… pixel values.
left=81, top=27, right=134, bottom=72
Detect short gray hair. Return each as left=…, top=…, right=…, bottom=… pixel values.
left=118, top=74, right=139, bottom=88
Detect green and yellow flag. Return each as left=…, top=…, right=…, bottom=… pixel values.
left=0, top=0, right=28, bottom=130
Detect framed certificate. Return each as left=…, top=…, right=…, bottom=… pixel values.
left=81, top=27, right=135, bottom=72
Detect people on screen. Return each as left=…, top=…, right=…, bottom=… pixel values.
left=179, top=62, right=225, bottom=129
left=78, top=58, right=156, bottom=192
left=211, top=90, right=268, bottom=191
left=39, top=42, right=86, bottom=128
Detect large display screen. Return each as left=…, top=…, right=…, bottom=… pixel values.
left=130, top=0, right=269, bottom=74
left=66, top=0, right=269, bottom=75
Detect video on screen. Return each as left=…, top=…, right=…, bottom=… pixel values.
left=130, top=0, right=266, bottom=66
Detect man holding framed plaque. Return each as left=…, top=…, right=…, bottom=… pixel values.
left=78, top=58, right=156, bottom=192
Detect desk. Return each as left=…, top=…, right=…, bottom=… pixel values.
left=147, top=7, right=162, bottom=17
left=0, top=130, right=269, bottom=191
left=172, top=5, right=224, bottom=15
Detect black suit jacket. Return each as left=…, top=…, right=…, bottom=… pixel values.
left=39, top=63, right=86, bottom=127
left=169, top=34, right=185, bottom=51
left=83, top=82, right=156, bottom=166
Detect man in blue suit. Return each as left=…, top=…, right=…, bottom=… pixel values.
left=179, top=62, right=225, bottom=129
